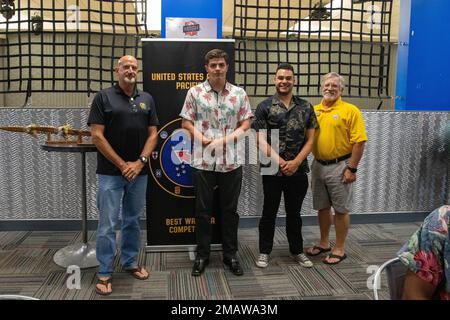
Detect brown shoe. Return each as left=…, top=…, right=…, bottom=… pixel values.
left=306, top=245, right=331, bottom=256
left=124, top=266, right=149, bottom=280
left=95, top=277, right=112, bottom=295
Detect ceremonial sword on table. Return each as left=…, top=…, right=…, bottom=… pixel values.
left=0, top=124, right=92, bottom=145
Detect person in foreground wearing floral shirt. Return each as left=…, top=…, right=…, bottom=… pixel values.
left=180, top=49, right=253, bottom=277
left=398, top=205, right=450, bottom=300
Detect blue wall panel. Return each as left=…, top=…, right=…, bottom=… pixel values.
left=161, top=0, right=222, bottom=38
left=396, top=0, right=450, bottom=110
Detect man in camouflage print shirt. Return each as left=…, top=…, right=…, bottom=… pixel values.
left=252, top=62, right=318, bottom=268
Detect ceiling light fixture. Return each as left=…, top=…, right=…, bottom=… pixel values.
left=31, top=13, right=43, bottom=35
left=0, top=0, right=15, bottom=20
left=310, top=2, right=331, bottom=21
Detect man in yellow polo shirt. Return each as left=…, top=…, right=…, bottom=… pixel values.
left=306, top=72, right=368, bottom=265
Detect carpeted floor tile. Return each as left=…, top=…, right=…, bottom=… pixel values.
left=0, top=222, right=419, bottom=300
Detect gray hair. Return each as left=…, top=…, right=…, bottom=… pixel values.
left=322, top=72, right=345, bottom=90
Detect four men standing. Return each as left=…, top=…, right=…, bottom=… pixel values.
left=88, top=52, right=367, bottom=295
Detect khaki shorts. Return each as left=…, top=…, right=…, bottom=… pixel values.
left=311, top=159, right=353, bottom=213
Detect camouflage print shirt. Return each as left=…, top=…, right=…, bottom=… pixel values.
left=252, top=95, right=318, bottom=175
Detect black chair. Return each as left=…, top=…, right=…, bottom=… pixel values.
left=373, top=257, right=407, bottom=300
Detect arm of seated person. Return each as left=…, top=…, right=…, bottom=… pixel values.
left=402, top=269, right=437, bottom=300
left=398, top=205, right=450, bottom=300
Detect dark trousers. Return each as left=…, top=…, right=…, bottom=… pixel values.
left=193, top=167, right=242, bottom=260
left=259, top=173, right=308, bottom=255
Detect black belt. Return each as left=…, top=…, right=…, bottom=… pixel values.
left=316, top=153, right=351, bottom=165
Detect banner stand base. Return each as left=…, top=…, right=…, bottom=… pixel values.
left=145, top=244, right=222, bottom=253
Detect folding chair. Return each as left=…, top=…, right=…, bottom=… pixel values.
left=373, top=257, right=407, bottom=300
left=0, top=295, right=39, bottom=300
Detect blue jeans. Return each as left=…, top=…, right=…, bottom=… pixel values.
left=96, top=174, right=147, bottom=278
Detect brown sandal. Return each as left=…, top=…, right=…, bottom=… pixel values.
left=306, top=245, right=331, bottom=256
left=95, top=277, right=112, bottom=295
left=124, top=266, right=149, bottom=280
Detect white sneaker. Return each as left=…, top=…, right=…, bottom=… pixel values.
left=291, top=253, right=313, bottom=268
left=255, top=253, right=269, bottom=268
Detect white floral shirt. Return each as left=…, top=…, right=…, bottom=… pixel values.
left=180, top=80, right=253, bottom=172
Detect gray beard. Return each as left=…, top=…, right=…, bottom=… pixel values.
left=124, top=78, right=136, bottom=84
left=323, top=95, right=338, bottom=102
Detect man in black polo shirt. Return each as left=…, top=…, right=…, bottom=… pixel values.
left=88, top=55, right=159, bottom=295
left=252, top=62, right=318, bottom=269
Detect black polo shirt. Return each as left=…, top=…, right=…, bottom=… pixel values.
left=87, top=84, right=159, bottom=176
left=252, top=94, right=318, bottom=175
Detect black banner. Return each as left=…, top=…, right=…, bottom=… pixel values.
left=142, top=39, right=235, bottom=249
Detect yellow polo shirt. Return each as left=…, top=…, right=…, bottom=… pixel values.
left=313, top=97, right=368, bottom=160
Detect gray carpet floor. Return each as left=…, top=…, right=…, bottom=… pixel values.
left=0, top=222, right=420, bottom=300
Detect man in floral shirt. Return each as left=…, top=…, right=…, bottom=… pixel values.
left=180, top=49, right=253, bottom=277
left=398, top=205, right=450, bottom=299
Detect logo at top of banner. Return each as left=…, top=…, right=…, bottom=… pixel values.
left=150, top=118, right=194, bottom=199
left=183, top=20, right=200, bottom=37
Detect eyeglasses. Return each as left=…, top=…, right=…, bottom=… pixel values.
left=130, top=98, right=138, bottom=113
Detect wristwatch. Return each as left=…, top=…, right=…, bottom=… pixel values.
left=139, top=156, right=148, bottom=164
left=347, top=166, right=357, bottom=173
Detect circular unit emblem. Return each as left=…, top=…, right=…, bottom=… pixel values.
left=150, top=118, right=194, bottom=198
